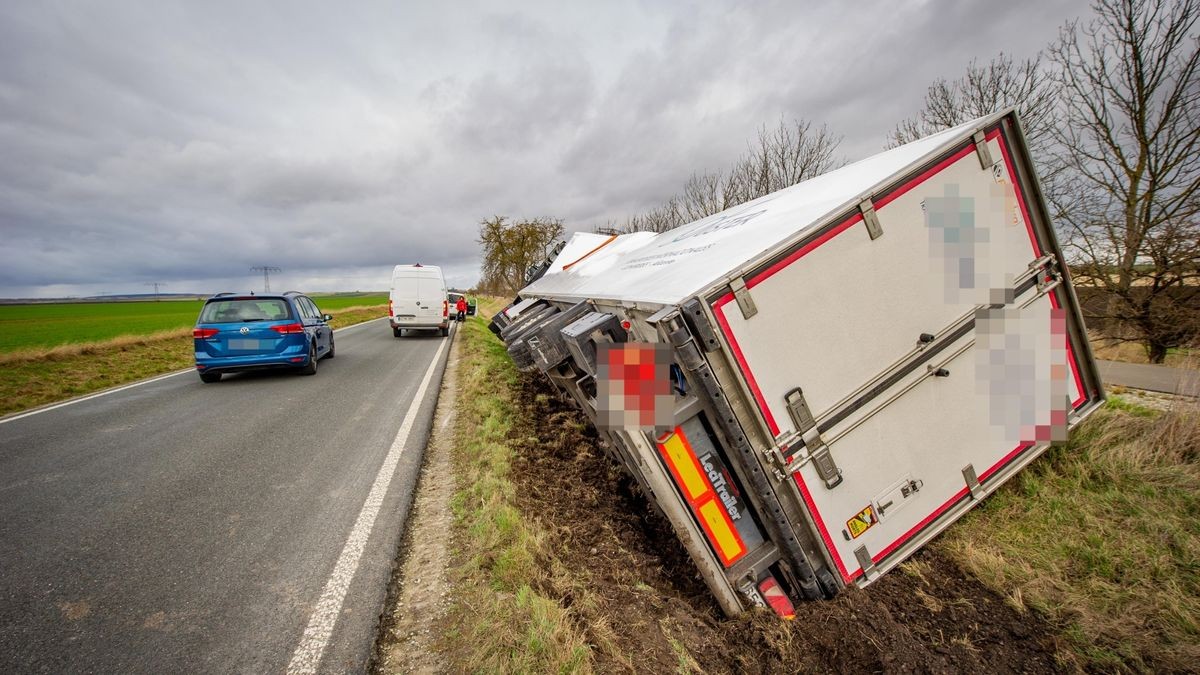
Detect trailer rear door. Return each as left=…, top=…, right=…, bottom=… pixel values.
left=710, top=122, right=1100, bottom=584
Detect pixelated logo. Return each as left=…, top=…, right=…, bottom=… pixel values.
left=596, top=342, right=676, bottom=433
left=975, top=305, right=1070, bottom=445
left=846, top=505, right=878, bottom=539
left=924, top=183, right=1023, bottom=306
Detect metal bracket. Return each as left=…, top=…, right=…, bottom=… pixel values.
left=962, top=463, right=983, bottom=499
left=785, top=387, right=817, bottom=431
left=854, top=545, right=878, bottom=580
left=737, top=579, right=768, bottom=610
left=646, top=305, right=679, bottom=325
left=808, top=444, right=844, bottom=489
left=730, top=276, right=757, bottom=319
left=858, top=199, right=883, bottom=240
left=784, top=388, right=843, bottom=488
left=973, top=131, right=994, bottom=169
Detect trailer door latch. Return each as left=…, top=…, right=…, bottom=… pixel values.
left=785, top=388, right=843, bottom=489
left=808, top=442, right=844, bottom=489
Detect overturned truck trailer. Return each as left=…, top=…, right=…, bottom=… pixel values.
left=492, top=109, right=1103, bottom=617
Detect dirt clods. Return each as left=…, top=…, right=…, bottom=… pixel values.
left=510, top=375, right=1067, bottom=673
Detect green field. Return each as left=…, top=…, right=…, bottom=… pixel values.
left=0, top=294, right=387, bottom=353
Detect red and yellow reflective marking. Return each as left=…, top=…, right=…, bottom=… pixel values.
left=656, top=427, right=747, bottom=567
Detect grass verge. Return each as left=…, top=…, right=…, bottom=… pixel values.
left=0, top=305, right=386, bottom=417
left=440, top=306, right=593, bottom=673
left=938, top=398, right=1200, bottom=671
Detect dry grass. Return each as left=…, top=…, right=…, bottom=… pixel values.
left=0, top=328, right=192, bottom=366
left=440, top=314, right=593, bottom=673
left=938, top=397, right=1200, bottom=672
left=0, top=306, right=386, bottom=417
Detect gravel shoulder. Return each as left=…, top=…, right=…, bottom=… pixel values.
left=373, top=326, right=460, bottom=674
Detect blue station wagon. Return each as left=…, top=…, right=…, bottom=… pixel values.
left=193, top=292, right=334, bottom=383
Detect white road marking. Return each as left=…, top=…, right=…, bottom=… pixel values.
left=286, top=336, right=449, bottom=674
left=0, top=370, right=193, bottom=425
left=0, top=317, right=389, bottom=425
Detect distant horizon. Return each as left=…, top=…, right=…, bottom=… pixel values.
left=0, top=289, right=498, bottom=304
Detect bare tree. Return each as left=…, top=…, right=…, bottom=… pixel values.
left=729, top=118, right=842, bottom=204
left=1050, top=0, right=1200, bottom=362
left=888, top=53, right=1059, bottom=153
left=621, top=118, right=842, bottom=233
left=478, top=216, right=566, bottom=294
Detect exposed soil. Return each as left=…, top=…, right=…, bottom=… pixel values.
left=509, top=374, right=1071, bottom=674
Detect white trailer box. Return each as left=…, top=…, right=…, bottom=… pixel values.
left=493, top=109, right=1103, bottom=616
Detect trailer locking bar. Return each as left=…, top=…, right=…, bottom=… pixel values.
left=805, top=269, right=1048, bottom=442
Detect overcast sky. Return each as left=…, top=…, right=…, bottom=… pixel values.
left=0, top=0, right=1085, bottom=298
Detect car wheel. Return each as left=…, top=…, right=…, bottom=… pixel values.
left=440, top=325, right=448, bottom=337
left=199, top=371, right=221, bottom=383
left=393, top=327, right=403, bottom=338
left=300, top=342, right=318, bottom=375
left=327, top=335, right=335, bottom=359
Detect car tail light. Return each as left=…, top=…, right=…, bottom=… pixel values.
left=270, top=323, right=305, bottom=335
left=388, top=299, right=394, bottom=317
left=443, top=300, right=448, bottom=317
left=193, top=328, right=219, bottom=339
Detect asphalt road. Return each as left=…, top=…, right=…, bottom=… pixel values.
left=0, top=318, right=451, bottom=673
left=1097, top=359, right=1199, bottom=396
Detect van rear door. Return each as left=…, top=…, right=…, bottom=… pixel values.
left=417, top=275, right=444, bottom=323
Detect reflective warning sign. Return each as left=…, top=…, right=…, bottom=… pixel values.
left=846, top=505, right=878, bottom=539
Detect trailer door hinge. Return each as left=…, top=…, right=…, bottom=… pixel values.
left=973, top=131, right=995, bottom=169
left=854, top=545, right=879, bottom=581
left=730, top=276, right=757, bottom=319
left=962, top=463, right=983, bottom=500
left=858, top=199, right=883, bottom=240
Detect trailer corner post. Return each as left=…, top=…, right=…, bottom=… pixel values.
left=666, top=316, right=827, bottom=601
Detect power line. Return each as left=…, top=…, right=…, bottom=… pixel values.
left=251, top=266, right=282, bottom=292
left=145, top=282, right=166, bottom=301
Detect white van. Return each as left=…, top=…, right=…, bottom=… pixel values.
left=389, top=264, right=449, bottom=337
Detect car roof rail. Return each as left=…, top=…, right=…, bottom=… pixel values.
left=212, top=292, right=238, bottom=297
left=282, top=290, right=302, bottom=296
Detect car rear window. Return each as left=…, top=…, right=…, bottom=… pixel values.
left=199, top=298, right=292, bottom=323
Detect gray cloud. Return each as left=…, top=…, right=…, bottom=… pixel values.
left=0, top=0, right=1083, bottom=298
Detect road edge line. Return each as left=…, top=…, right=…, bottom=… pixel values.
left=286, top=333, right=450, bottom=674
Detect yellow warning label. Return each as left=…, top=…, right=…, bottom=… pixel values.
left=846, top=505, right=878, bottom=539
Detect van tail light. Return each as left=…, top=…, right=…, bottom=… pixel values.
left=270, top=323, right=305, bottom=335
left=193, top=328, right=219, bottom=339
left=443, top=300, right=448, bottom=317
left=388, top=300, right=394, bottom=317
